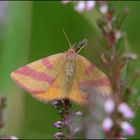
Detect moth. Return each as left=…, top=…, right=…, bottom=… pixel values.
left=11, top=37, right=112, bottom=104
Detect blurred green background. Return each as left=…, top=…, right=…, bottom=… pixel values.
left=0, top=1, right=140, bottom=139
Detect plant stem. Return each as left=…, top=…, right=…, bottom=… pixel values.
left=63, top=98, right=74, bottom=139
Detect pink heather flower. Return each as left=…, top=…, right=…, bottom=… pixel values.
left=115, top=30, right=122, bottom=40
left=61, top=0, right=70, bottom=4
left=118, top=103, right=135, bottom=119
left=86, top=1, right=96, bottom=11
left=62, top=1, right=96, bottom=12
left=9, top=136, right=18, bottom=139
left=75, top=110, right=83, bottom=116
left=99, top=4, right=108, bottom=14
left=104, top=99, right=115, bottom=114
left=54, top=132, right=65, bottom=139
left=54, top=121, right=65, bottom=129
left=74, top=1, right=86, bottom=12
left=102, top=117, right=113, bottom=132
left=120, top=121, right=135, bottom=136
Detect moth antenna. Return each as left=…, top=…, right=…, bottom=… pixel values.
left=76, top=46, right=84, bottom=54
left=62, top=29, right=72, bottom=48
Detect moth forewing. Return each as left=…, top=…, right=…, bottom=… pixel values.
left=10, top=53, right=65, bottom=94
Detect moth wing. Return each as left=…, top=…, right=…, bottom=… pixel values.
left=31, top=67, right=67, bottom=102
left=11, top=53, right=65, bottom=95
left=68, top=55, right=112, bottom=104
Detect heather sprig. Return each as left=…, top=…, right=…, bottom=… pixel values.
left=96, top=2, right=138, bottom=138
left=62, top=0, right=139, bottom=139
left=51, top=99, right=77, bottom=139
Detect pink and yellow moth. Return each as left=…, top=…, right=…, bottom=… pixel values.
left=11, top=38, right=112, bottom=104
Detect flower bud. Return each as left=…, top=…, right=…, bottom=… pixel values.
left=51, top=100, right=63, bottom=109
left=118, top=103, right=135, bottom=119
left=86, top=1, right=95, bottom=11
left=74, top=1, right=86, bottom=12
left=8, top=136, right=18, bottom=139
left=54, top=121, right=65, bottom=129
left=75, top=111, right=83, bottom=116
left=54, top=132, right=65, bottom=139
left=104, top=99, right=115, bottom=114
left=102, top=117, right=113, bottom=132
left=61, top=0, right=70, bottom=4
left=99, top=4, right=108, bottom=14
left=121, top=121, right=135, bottom=136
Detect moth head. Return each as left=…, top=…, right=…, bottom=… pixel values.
left=67, top=39, right=88, bottom=58
left=63, top=29, right=87, bottom=54
left=73, top=39, right=88, bottom=53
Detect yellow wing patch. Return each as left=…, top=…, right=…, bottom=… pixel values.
left=31, top=68, right=66, bottom=102
left=11, top=53, right=65, bottom=94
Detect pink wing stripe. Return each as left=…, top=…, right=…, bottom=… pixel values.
left=42, top=58, right=53, bottom=69
left=12, top=77, right=44, bottom=93
left=15, top=66, right=54, bottom=84
left=80, top=77, right=111, bottom=87
left=84, top=64, right=95, bottom=75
